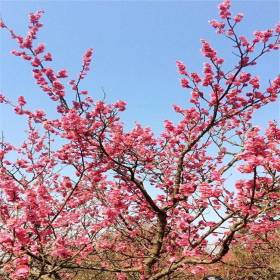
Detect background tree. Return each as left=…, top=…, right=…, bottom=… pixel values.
left=0, top=0, right=279, bottom=279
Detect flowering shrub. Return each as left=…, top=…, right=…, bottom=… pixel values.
left=0, top=0, right=279, bottom=279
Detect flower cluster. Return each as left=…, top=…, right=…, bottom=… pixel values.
left=0, top=1, right=279, bottom=279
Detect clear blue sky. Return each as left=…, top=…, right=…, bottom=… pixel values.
left=0, top=0, right=279, bottom=143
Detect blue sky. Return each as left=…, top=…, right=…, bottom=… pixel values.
left=1, top=0, right=279, bottom=143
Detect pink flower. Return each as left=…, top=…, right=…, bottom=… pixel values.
left=209, top=19, right=225, bottom=33
left=33, top=109, right=46, bottom=120
left=218, top=0, right=231, bottom=19
left=104, top=208, right=118, bottom=221
left=164, top=120, right=175, bottom=132
left=114, top=100, right=126, bottom=111
left=275, top=23, right=280, bottom=33
left=23, top=54, right=32, bottom=60
left=234, top=13, right=244, bottom=23
left=15, top=265, right=29, bottom=277
left=176, top=60, right=187, bottom=75
left=53, top=80, right=64, bottom=90
left=29, top=10, right=44, bottom=24
left=202, top=63, right=213, bottom=86
left=181, top=184, right=195, bottom=195
left=0, top=94, right=6, bottom=103
left=79, top=48, right=94, bottom=79
left=190, top=265, right=206, bottom=274
left=0, top=233, right=12, bottom=243
left=53, top=247, right=72, bottom=258
left=31, top=57, right=41, bottom=67
left=11, top=50, right=23, bottom=56
left=34, top=43, right=45, bottom=55
left=117, top=273, right=128, bottom=280
left=0, top=20, right=6, bottom=28
left=215, top=57, right=224, bottom=64
left=44, top=52, right=52, bottom=61
left=239, top=36, right=250, bottom=47
left=180, top=78, right=189, bottom=88
left=254, top=29, right=273, bottom=43
left=84, top=48, right=93, bottom=60
left=57, top=69, right=68, bottom=78
left=249, top=76, right=260, bottom=89
left=190, top=72, right=201, bottom=83
left=18, top=96, right=26, bottom=106
left=239, top=72, right=251, bottom=83
left=201, top=40, right=217, bottom=59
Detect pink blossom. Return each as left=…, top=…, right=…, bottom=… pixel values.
left=218, top=0, right=231, bottom=19
left=15, top=265, right=29, bottom=277
left=201, top=40, right=217, bottom=59
left=190, top=72, right=201, bottom=83
left=202, top=63, right=213, bottom=86
left=238, top=72, right=251, bottom=83
left=11, top=50, right=23, bottom=56
left=275, top=23, right=280, bottom=33
left=31, top=57, right=41, bottom=67
left=44, top=52, right=52, bottom=61
left=234, top=13, right=244, bottom=23
left=29, top=10, right=44, bottom=24
left=215, top=57, right=224, bottom=64
left=34, top=43, right=45, bottom=54
left=254, top=29, right=273, bottom=43
left=180, top=78, right=189, bottom=88
left=0, top=94, right=6, bottom=103
left=53, top=80, right=64, bottom=90
left=117, top=273, right=128, bottom=280
left=239, top=36, right=250, bottom=47
left=176, top=60, right=187, bottom=75
left=79, top=48, right=94, bottom=79
left=57, top=69, right=68, bottom=78
left=114, top=100, right=127, bottom=111
left=190, top=265, right=206, bottom=274
left=249, top=76, right=260, bottom=89
left=209, top=19, right=225, bottom=29
left=18, top=96, right=26, bottom=106
left=0, top=19, right=6, bottom=28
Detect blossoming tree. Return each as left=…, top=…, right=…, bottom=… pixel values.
left=0, top=0, right=279, bottom=279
